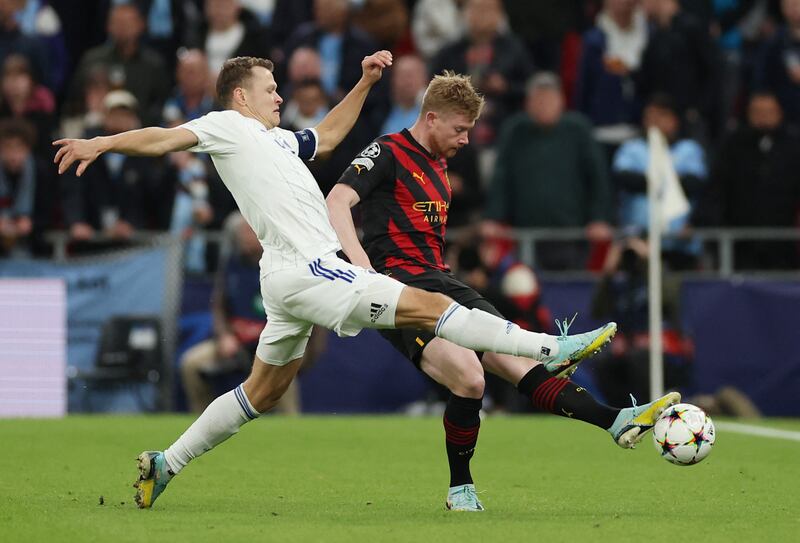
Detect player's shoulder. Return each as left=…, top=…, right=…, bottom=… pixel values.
left=358, top=134, right=396, bottom=161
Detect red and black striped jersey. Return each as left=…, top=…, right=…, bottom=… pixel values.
left=337, top=129, right=452, bottom=275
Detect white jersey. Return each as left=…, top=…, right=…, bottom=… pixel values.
left=181, top=110, right=341, bottom=272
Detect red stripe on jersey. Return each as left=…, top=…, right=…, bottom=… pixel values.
left=392, top=180, right=446, bottom=269
left=386, top=216, right=433, bottom=273
left=382, top=140, right=447, bottom=269
left=387, top=133, right=453, bottom=201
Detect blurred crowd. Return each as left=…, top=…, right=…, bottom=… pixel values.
left=0, top=0, right=799, bottom=276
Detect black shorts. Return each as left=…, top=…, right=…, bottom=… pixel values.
left=379, top=267, right=503, bottom=368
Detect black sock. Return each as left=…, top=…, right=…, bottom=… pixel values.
left=517, top=365, right=619, bottom=429
left=443, top=394, right=482, bottom=488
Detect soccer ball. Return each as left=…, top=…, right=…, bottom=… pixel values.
left=652, top=403, right=715, bottom=465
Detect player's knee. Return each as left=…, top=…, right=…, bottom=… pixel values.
left=460, top=371, right=485, bottom=399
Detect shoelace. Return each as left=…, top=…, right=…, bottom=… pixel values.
left=554, top=313, right=578, bottom=338
left=629, top=393, right=639, bottom=409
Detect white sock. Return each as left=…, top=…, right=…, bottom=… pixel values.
left=164, top=384, right=259, bottom=474
left=435, top=303, right=559, bottom=361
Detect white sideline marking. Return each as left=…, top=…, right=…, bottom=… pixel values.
left=716, top=422, right=800, bottom=442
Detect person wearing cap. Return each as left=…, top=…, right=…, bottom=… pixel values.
left=482, top=72, right=613, bottom=271
left=61, top=89, right=177, bottom=246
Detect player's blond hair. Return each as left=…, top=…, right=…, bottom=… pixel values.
left=421, top=71, right=484, bottom=121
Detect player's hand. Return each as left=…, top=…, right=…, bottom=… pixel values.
left=52, top=137, right=104, bottom=176
left=361, top=50, right=393, bottom=85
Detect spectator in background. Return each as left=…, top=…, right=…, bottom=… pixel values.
left=68, top=2, right=171, bottom=125
left=59, top=65, right=110, bottom=140
left=140, top=0, right=198, bottom=76
left=284, top=0, right=387, bottom=129
left=431, top=0, right=533, bottom=146
left=269, top=0, right=312, bottom=56
left=283, top=0, right=385, bottom=192
left=162, top=48, right=216, bottom=125
left=0, top=118, right=52, bottom=256
left=280, top=77, right=329, bottom=131
left=352, top=0, right=413, bottom=54
left=180, top=212, right=323, bottom=414
left=693, top=91, right=800, bottom=270
left=187, top=0, right=267, bottom=77
left=411, top=0, right=465, bottom=62
left=612, top=93, right=708, bottom=270
left=168, top=147, right=214, bottom=273
left=285, top=45, right=323, bottom=96
left=0, top=0, right=49, bottom=90
left=13, top=0, right=67, bottom=92
left=0, top=53, right=55, bottom=157
left=590, top=235, right=692, bottom=406
left=637, top=0, right=720, bottom=141
left=240, top=0, right=276, bottom=27
left=380, top=54, right=426, bottom=135
left=61, top=90, right=176, bottom=246
left=502, top=0, right=586, bottom=72
left=754, top=0, right=800, bottom=127
left=456, top=241, right=553, bottom=412
left=575, top=0, right=648, bottom=151
left=483, top=72, right=612, bottom=270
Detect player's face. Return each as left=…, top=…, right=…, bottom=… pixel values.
left=242, top=67, right=283, bottom=129
left=429, top=111, right=475, bottom=158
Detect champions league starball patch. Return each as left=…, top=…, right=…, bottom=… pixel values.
left=360, top=142, right=381, bottom=158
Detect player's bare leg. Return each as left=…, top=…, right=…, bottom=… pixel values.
left=134, top=356, right=301, bottom=508
left=417, top=339, right=485, bottom=511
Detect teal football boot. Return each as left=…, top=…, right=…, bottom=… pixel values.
left=608, top=392, right=682, bottom=448
left=446, top=484, right=484, bottom=512
left=543, top=315, right=617, bottom=378
left=133, top=451, right=173, bottom=508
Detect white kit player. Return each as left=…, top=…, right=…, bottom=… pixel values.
left=53, top=51, right=640, bottom=510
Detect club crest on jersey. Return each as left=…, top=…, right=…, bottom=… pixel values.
left=351, top=157, right=374, bottom=174
left=360, top=142, right=381, bottom=158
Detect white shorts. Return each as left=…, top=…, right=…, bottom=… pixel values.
left=255, top=254, right=406, bottom=365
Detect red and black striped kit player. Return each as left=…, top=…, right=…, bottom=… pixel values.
left=330, top=71, right=632, bottom=511
left=339, top=129, right=452, bottom=279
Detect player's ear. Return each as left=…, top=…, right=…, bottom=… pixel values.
left=425, top=110, right=437, bottom=127
left=233, top=87, right=246, bottom=106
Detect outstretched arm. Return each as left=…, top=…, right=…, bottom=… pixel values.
left=314, top=50, right=392, bottom=156
left=326, top=183, right=373, bottom=269
left=53, top=127, right=198, bottom=176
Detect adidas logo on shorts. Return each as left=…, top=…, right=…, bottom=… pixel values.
left=369, top=302, right=388, bottom=323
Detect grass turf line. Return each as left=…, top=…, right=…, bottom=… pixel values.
left=1, top=415, right=798, bottom=543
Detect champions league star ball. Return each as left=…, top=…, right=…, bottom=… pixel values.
left=652, top=403, right=716, bottom=466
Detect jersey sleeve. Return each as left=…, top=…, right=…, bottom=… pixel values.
left=272, top=126, right=319, bottom=161
left=336, top=141, right=394, bottom=200
left=180, top=111, right=239, bottom=156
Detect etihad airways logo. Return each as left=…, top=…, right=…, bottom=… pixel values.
left=413, top=200, right=449, bottom=223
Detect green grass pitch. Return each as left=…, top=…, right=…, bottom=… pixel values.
left=1, top=415, right=799, bottom=542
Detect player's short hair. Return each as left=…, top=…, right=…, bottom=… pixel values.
left=421, top=70, right=484, bottom=121
left=216, top=56, right=275, bottom=108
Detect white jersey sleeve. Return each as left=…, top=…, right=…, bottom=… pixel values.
left=273, top=126, right=319, bottom=161
left=180, top=111, right=240, bottom=156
